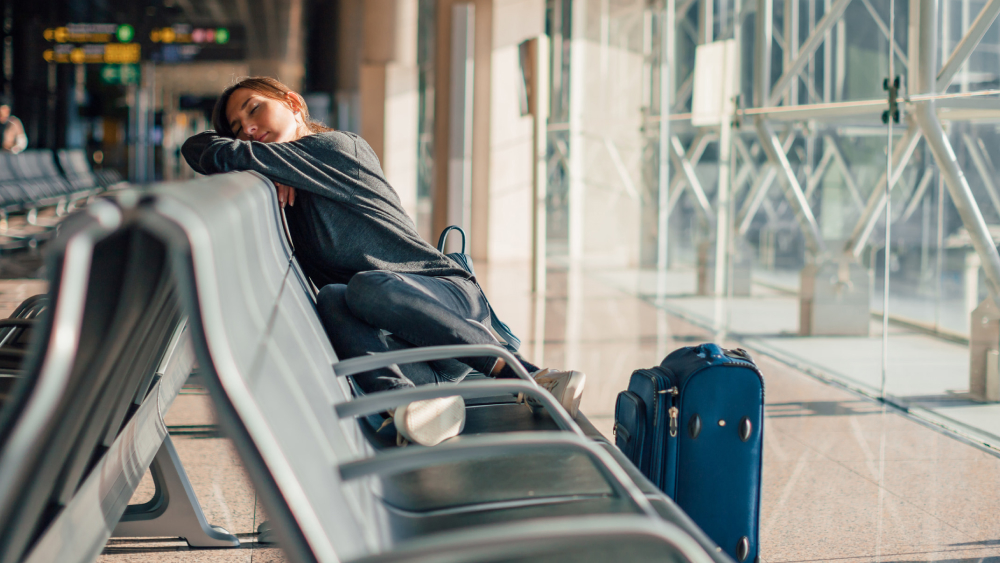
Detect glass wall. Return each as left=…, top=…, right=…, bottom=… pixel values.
left=543, top=0, right=1000, bottom=560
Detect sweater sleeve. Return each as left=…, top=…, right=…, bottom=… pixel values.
left=181, top=131, right=356, bottom=203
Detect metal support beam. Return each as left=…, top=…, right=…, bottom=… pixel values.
left=916, top=0, right=1000, bottom=301
left=844, top=122, right=923, bottom=258
left=699, top=0, right=714, bottom=44
left=737, top=166, right=777, bottom=235
left=783, top=0, right=799, bottom=105
left=937, top=0, right=1000, bottom=93
left=731, top=137, right=758, bottom=198
left=963, top=133, right=1000, bottom=218
left=672, top=71, right=695, bottom=112
left=768, top=0, right=854, bottom=107
left=900, top=168, right=935, bottom=222
left=859, top=0, right=908, bottom=68
left=753, top=0, right=773, bottom=107
left=755, top=118, right=826, bottom=256
left=733, top=135, right=759, bottom=178
left=671, top=135, right=715, bottom=221
left=824, top=134, right=866, bottom=211
left=604, top=137, right=640, bottom=201
left=658, top=0, right=675, bottom=273
left=733, top=161, right=756, bottom=198
left=804, top=146, right=835, bottom=201
left=736, top=132, right=793, bottom=235
left=666, top=132, right=713, bottom=214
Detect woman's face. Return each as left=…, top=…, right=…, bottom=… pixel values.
left=224, top=88, right=304, bottom=143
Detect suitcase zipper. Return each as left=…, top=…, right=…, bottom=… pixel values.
left=659, top=386, right=679, bottom=437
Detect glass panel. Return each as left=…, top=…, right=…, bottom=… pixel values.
left=544, top=0, right=1000, bottom=561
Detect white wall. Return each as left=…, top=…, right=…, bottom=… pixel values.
left=360, top=0, right=420, bottom=222
left=487, top=0, right=545, bottom=262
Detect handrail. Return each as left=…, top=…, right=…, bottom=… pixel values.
left=332, top=343, right=580, bottom=432
left=333, top=344, right=537, bottom=383
left=333, top=379, right=583, bottom=436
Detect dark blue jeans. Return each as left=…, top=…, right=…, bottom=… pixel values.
left=316, top=271, right=502, bottom=394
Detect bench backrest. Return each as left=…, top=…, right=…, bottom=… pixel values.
left=143, top=172, right=375, bottom=562
left=57, top=149, right=100, bottom=191
left=0, top=153, right=17, bottom=183
left=0, top=200, right=184, bottom=563
left=9, top=150, right=54, bottom=180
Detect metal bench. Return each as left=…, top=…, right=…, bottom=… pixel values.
left=0, top=150, right=124, bottom=249
left=56, top=149, right=126, bottom=192
left=0, top=171, right=733, bottom=562
left=140, top=171, right=733, bottom=562
left=55, top=149, right=102, bottom=192
left=0, top=199, right=233, bottom=563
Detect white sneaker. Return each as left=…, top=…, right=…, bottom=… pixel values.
left=523, top=369, right=586, bottom=418
left=392, top=396, right=466, bottom=446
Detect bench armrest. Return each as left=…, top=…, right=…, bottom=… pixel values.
left=348, top=515, right=717, bottom=563
left=332, top=379, right=583, bottom=436
left=338, top=432, right=659, bottom=519
left=332, top=344, right=537, bottom=383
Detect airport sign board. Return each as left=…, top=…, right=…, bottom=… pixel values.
left=43, top=23, right=134, bottom=44
left=43, top=43, right=141, bottom=64
left=147, top=24, right=244, bottom=63
left=43, top=23, right=140, bottom=64
left=42, top=22, right=244, bottom=64
left=99, top=64, right=140, bottom=85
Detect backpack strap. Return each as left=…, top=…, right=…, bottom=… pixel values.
left=437, top=226, right=521, bottom=353
left=437, top=225, right=467, bottom=254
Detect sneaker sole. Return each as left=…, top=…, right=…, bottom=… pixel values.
left=561, top=371, right=586, bottom=418
left=395, top=396, right=466, bottom=446
left=529, top=370, right=587, bottom=418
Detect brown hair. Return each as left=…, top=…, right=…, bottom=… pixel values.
left=211, top=76, right=333, bottom=139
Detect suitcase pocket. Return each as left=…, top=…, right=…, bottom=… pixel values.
left=614, top=391, right=647, bottom=469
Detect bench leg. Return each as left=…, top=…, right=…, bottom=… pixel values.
left=256, top=520, right=277, bottom=544
left=112, top=435, right=240, bottom=548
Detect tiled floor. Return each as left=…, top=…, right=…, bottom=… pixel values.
left=485, top=264, right=1000, bottom=563
left=590, top=268, right=1000, bottom=453
left=4, top=257, right=999, bottom=562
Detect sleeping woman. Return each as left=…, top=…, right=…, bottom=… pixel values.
left=181, top=77, right=585, bottom=446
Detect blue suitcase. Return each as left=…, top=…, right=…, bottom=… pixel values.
left=614, top=343, right=764, bottom=563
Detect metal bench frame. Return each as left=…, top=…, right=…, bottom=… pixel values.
left=139, top=171, right=731, bottom=562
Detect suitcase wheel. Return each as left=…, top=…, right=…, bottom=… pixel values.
left=688, top=414, right=701, bottom=439
left=739, top=416, right=753, bottom=442
left=736, top=536, right=750, bottom=562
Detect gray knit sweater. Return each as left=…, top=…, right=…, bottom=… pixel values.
left=181, top=130, right=470, bottom=287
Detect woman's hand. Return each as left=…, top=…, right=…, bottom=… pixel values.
left=275, top=182, right=296, bottom=208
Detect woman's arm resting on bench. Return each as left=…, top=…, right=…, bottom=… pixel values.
left=180, top=131, right=350, bottom=203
